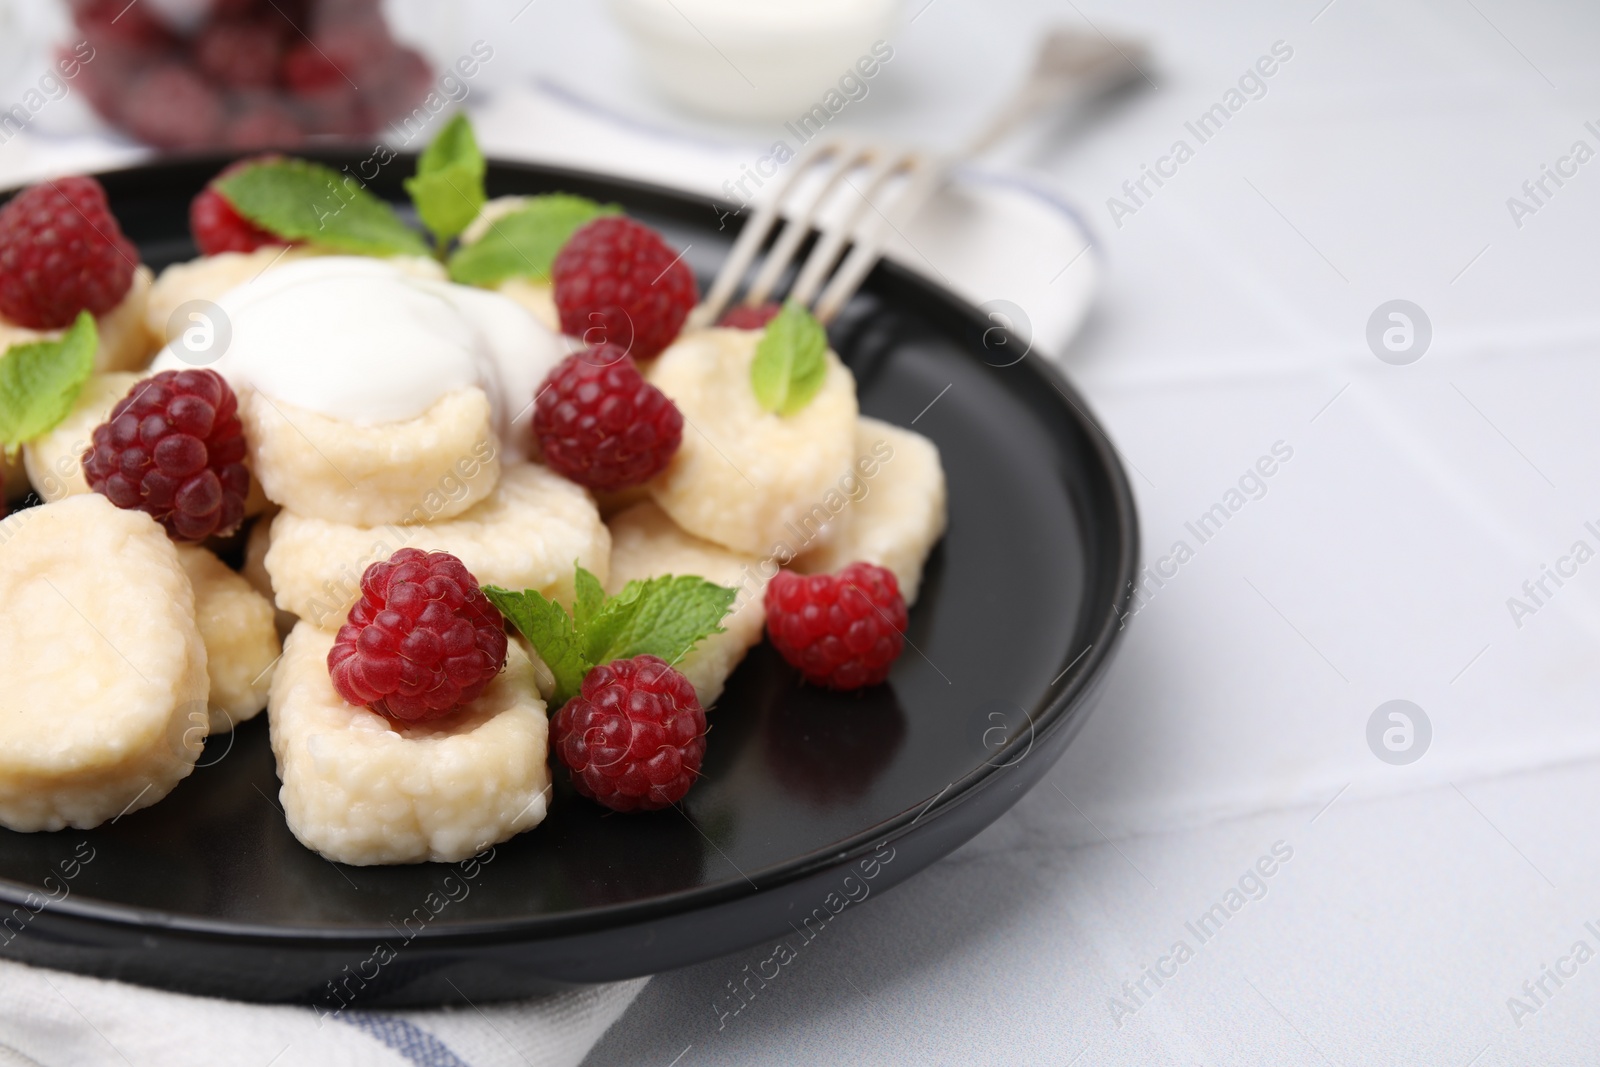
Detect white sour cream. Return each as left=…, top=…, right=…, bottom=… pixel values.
left=151, top=256, right=570, bottom=435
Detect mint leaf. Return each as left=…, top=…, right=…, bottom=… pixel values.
left=217, top=159, right=428, bottom=257
left=483, top=586, right=589, bottom=708
left=447, top=195, right=619, bottom=286
left=750, top=301, right=828, bottom=416
left=0, top=312, right=97, bottom=455
left=572, top=564, right=606, bottom=631
left=590, top=575, right=737, bottom=666
left=404, top=113, right=486, bottom=248
left=485, top=569, right=736, bottom=710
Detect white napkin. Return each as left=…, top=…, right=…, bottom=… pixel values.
left=0, top=82, right=1099, bottom=1066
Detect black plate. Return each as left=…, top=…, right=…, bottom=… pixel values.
left=0, top=154, right=1137, bottom=1006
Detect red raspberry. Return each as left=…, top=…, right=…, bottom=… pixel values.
left=0, top=176, right=137, bottom=331
left=717, top=303, right=782, bottom=330
left=82, top=369, right=250, bottom=542
left=190, top=157, right=296, bottom=255
left=532, top=346, right=683, bottom=491
left=765, top=563, right=908, bottom=689
left=327, top=549, right=508, bottom=723
left=226, top=100, right=307, bottom=151
left=553, top=655, right=706, bottom=812
left=122, top=65, right=225, bottom=149
left=195, top=19, right=285, bottom=89
left=552, top=217, right=697, bottom=360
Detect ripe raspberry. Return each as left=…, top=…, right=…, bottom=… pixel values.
left=327, top=549, right=508, bottom=723
left=552, top=217, right=697, bottom=360
left=195, top=19, right=285, bottom=89
left=122, top=65, right=225, bottom=150
left=717, top=303, right=782, bottom=330
left=532, top=346, right=683, bottom=491
left=765, top=563, right=907, bottom=689
left=0, top=176, right=137, bottom=330
left=82, top=369, right=250, bottom=542
left=190, top=158, right=295, bottom=256
left=226, top=100, right=307, bottom=150
left=553, top=655, right=706, bottom=812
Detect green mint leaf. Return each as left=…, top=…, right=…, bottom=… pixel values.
left=0, top=312, right=97, bottom=455
left=749, top=301, right=828, bottom=416
left=447, top=194, right=619, bottom=286
left=587, top=574, right=738, bottom=667
left=485, top=569, right=737, bottom=710
left=572, top=564, right=606, bottom=632
left=217, top=159, right=429, bottom=257
left=404, top=113, right=486, bottom=247
left=482, top=585, right=589, bottom=709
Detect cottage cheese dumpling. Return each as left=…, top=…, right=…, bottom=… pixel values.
left=797, top=418, right=947, bottom=604
left=1, top=266, right=157, bottom=374
left=266, top=462, right=610, bottom=629
left=0, top=495, right=207, bottom=831
left=242, top=387, right=501, bottom=527
left=23, top=372, right=139, bottom=502
left=606, top=502, right=770, bottom=707
left=269, top=623, right=551, bottom=865
left=177, top=546, right=281, bottom=733
left=648, top=327, right=858, bottom=555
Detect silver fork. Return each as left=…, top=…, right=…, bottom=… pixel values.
left=690, top=27, right=1152, bottom=328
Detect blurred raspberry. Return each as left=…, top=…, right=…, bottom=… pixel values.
left=717, top=303, right=783, bottom=330
left=226, top=99, right=305, bottom=149
left=0, top=176, right=137, bottom=330
left=552, top=217, right=698, bottom=360
left=195, top=19, right=285, bottom=89
left=190, top=157, right=295, bottom=255
left=122, top=65, right=224, bottom=149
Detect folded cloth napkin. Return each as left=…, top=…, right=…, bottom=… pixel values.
left=0, top=81, right=1097, bottom=1067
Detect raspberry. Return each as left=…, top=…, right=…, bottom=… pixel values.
left=122, top=65, right=225, bottom=149
left=82, top=369, right=250, bottom=542
left=765, top=563, right=907, bottom=689
left=552, top=217, right=697, bottom=360
left=190, top=158, right=295, bottom=256
left=553, top=655, right=706, bottom=811
left=226, top=100, right=307, bottom=150
left=532, top=346, right=683, bottom=491
left=195, top=19, right=285, bottom=89
left=327, top=549, right=508, bottom=723
left=717, top=303, right=782, bottom=330
left=0, top=176, right=137, bottom=331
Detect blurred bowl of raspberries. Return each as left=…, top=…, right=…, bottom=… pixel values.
left=62, top=0, right=442, bottom=150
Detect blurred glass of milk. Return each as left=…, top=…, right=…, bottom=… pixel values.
left=609, top=0, right=901, bottom=120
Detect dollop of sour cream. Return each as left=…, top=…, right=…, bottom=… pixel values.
left=150, top=256, right=570, bottom=434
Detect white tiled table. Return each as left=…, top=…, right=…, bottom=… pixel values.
left=538, top=0, right=1600, bottom=1063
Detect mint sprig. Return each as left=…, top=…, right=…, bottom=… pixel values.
left=0, top=312, right=97, bottom=457
left=750, top=301, right=828, bottom=416
left=484, top=565, right=736, bottom=708
left=217, top=158, right=429, bottom=257
left=448, top=194, right=619, bottom=287
left=404, top=113, right=487, bottom=251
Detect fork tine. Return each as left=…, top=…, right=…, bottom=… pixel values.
left=743, top=141, right=873, bottom=307
left=787, top=148, right=910, bottom=310
left=691, top=140, right=844, bottom=329
left=812, top=154, right=940, bottom=325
